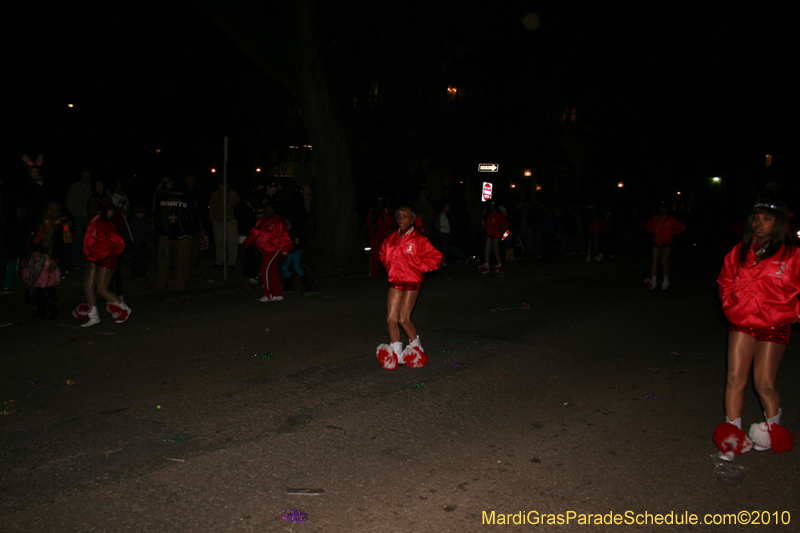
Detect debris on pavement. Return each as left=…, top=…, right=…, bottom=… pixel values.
left=282, top=508, right=308, bottom=523
left=162, top=435, right=189, bottom=442
left=710, top=454, right=748, bottom=486
left=286, top=488, right=324, bottom=495
left=490, top=303, right=531, bottom=312
left=254, top=352, right=273, bottom=359
left=642, top=393, right=661, bottom=401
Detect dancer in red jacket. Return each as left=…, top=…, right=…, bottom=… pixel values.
left=644, top=203, right=686, bottom=289
left=376, top=206, right=442, bottom=369
left=72, top=198, right=130, bottom=327
left=478, top=202, right=510, bottom=274
left=243, top=201, right=293, bottom=302
left=713, top=199, right=796, bottom=461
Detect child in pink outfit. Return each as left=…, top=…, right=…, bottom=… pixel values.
left=23, top=244, right=61, bottom=318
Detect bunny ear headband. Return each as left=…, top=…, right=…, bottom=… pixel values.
left=22, top=154, right=44, bottom=167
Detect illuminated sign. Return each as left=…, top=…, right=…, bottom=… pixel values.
left=478, top=163, right=499, bottom=172
left=482, top=182, right=493, bottom=201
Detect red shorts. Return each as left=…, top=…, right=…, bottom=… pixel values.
left=654, top=242, right=672, bottom=249
left=93, top=257, right=119, bottom=271
left=729, top=323, right=791, bottom=345
left=388, top=281, right=422, bottom=291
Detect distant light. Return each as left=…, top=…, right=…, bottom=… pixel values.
left=364, top=247, right=371, bottom=251
left=766, top=154, right=772, bottom=167
left=256, top=167, right=262, bottom=173
left=510, top=183, right=516, bottom=188
left=155, top=149, right=161, bottom=153
left=677, top=191, right=682, bottom=195
left=536, top=185, right=542, bottom=191
left=524, top=169, right=532, bottom=177
left=617, top=182, right=624, bottom=188
left=712, top=177, right=721, bottom=182
left=522, top=12, right=541, bottom=31
left=67, top=103, right=74, bottom=108
left=211, top=168, right=216, bottom=173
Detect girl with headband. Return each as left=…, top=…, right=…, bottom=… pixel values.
left=376, top=206, right=442, bottom=369
left=714, top=199, right=796, bottom=460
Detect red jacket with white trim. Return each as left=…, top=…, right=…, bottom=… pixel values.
left=718, top=241, right=800, bottom=328
left=380, top=227, right=442, bottom=284
left=645, top=215, right=686, bottom=245
left=83, top=214, right=125, bottom=262
left=243, top=214, right=293, bottom=254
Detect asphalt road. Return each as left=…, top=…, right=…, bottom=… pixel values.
left=1, top=249, right=798, bottom=532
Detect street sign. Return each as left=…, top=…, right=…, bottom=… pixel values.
left=482, top=182, right=493, bottom=201
left=478, top=163, right=499, bottom=172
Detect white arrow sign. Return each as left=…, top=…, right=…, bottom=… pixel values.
left=478, top=163, right=499, bottom=172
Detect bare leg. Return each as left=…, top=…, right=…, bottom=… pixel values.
left=753, top=340, right=785, bottom=418
left=84, top=263, right=98, bottom=307
left=651, top=247, right=661, bottom=278
left=484, top=236, right=492, bottom=265
left=386, top=288, right=403, bottom=343
left=491, top=238, right=502, bottom=265
left=724, top=331, right=756, bottom=421
left=661, top=246, right=671, bottom=277
left=96, top=267, right=121, bottom=305
left=398, top=290, right=420, bottom=341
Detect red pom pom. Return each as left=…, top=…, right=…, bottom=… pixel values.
left=402, top=346, right=428, bottom=368
left=71, top=303, right=90, bottom=320
left=713, top=422, right=752, bottom=454
left=768, top=424, right=794, bottom=454
left=107, top=302, right=123, bottom=320
left=376, top=344, right=398, bottom=370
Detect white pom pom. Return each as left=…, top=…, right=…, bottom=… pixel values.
left=749, top=422, right=771, bottom=451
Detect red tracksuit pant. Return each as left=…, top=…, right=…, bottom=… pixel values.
left=260, top=250, right=284, bottom=298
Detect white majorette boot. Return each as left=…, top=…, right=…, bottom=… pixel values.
left=81, top=306, right=101, bottom=328
left=749, top=409, right=794, bottom=454
left=376, top=342, right=400, bottom=370
left=401, top=336, right=428, bottom=368
left=713, top=417, right=752, bottom=462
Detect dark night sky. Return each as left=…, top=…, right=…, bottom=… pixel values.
left=6, top=1, right=797, bottom=207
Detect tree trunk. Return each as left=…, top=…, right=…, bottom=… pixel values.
left=199, top=0, right=362, bottom=273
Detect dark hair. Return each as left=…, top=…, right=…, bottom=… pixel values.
left=739, top=199, right=794, bottom=266
left=28, top=243, right=48, bottom=256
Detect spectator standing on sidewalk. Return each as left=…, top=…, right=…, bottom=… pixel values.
left=154, top=181, right=197, bottom=291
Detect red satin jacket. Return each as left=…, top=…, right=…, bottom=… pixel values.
left=645, top=215, right=686, bottom=245
left=380, top=227, right=442, bottom=284
left=83, top=214, right=125, bottom=262
left=484, top=212, right=510, bottom=238
left=243, top=214, right=293, bottom=254
left=718, top=241, right=800, bottom=328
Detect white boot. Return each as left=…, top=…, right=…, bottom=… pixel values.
left=391, top=341, right=404, bottom=365
left=81, top=306, right=100, bottom=328
left=750, top=409, right=782, bottom=451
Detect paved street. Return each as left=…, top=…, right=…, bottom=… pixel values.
left=2, top=250, right=798, bottom=532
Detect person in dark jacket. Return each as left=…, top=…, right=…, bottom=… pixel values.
left=154, top=181, right=197, bottom=291
left=128, top=205, right=154, bottom=280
